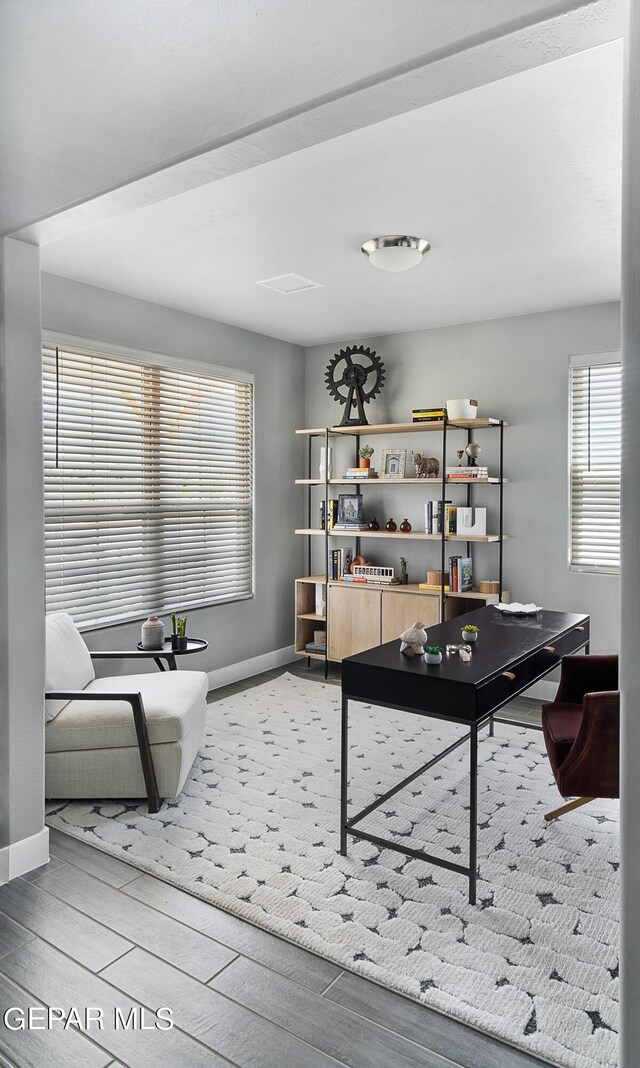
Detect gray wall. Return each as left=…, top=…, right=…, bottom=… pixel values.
left=304, top=303, right=621, bottom=654
left=41, top=273, right=305, bottom=677
left=0, top=238, right=45, bottom=852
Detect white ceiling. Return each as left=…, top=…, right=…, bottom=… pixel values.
left=41, top=40, right=622, bottom=347
left=1, top=0, right=595, bottom=235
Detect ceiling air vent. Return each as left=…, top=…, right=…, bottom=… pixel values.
left=256, top=273, right=322, bottom=295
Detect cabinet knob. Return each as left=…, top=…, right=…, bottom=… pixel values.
left=576, top=626, right=586, bottom=632
left=543, top=645, right=556, bottom=653
left=502, top=671, right=516, bottom=681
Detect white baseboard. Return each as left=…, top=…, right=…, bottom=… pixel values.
left=0, top=826, right=49, bottom=885
left=207, top=645, right=296, bottom=692
left=522, top=680, right=556, bottom=702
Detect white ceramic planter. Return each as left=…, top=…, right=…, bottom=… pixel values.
left=462, top=630, right=478, bottom=643
left=424, top=651, right=442, bottom=664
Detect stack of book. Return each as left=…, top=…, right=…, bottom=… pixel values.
left=305, top=628, right=326, bottom=654
left=342, top=468, right=378, bottom=479
left=319, top=499, right=339, bottom=530
left=446, top=466, right=489, bottom=480
left=412, top=407, right=446, bottom=423
left=424, top=500, right=452, bottom=534
left=305, top=638, right=326, bottom=654
left=340, top=574, right=400, bottom=585
left=448, top=555, right=473, bottom=592
left=328, top=547, right=355, bottom=579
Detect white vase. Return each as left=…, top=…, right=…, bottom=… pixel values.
left=141, top=615, right=165, bottom=649
left=424, top=651, right=442, bottom=664
left=319, top=446, right=333, bottom=480
left=462, top=630, right=478, bottom=642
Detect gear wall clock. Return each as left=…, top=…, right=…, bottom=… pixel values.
left=324, top=345, right=385, bottom=427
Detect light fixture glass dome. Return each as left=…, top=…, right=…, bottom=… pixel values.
left=361, top=235, right=430, bottom=272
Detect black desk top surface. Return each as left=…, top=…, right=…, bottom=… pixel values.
left=343, top=605, right=589, bottom=690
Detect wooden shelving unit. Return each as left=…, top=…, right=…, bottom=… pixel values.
left=294, top=576, right=326, bottom=660
left=294, top=416, right=509, bottom=671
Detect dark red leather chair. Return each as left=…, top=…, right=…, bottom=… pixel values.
left=541, top=655, right=619, bottom=821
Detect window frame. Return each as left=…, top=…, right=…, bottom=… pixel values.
left=42, top=331, right=255, bottom=632
left=568, top=349, right=621, bottom=577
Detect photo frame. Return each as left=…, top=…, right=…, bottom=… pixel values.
left=380, top=448, right=407, bottom=479
left=337, top=494, right=364, bottom=526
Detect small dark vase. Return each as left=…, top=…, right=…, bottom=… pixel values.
left=385, top=518, right=397, bottom=532
left=171, top=634, right=188, bottom=651
left=400, top=518, right=412, bottom=533
left=401, top=573, right=409, bottom=584
left=368, top=517, right=380, bottom=531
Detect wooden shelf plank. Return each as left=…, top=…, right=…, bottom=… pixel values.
left=295, top=477, right=508, bottom=485
left=297, top=612, right=326, bottom=621
left=294, top=649, right=326, bottom=660
left=295, top=575, right=325, bottom=584
left=296, top=418, right=507, bottom=437
left=295, top=528, right=506, bottom=543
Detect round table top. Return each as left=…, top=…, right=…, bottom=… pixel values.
left=136, top=637, right=208, bottom=654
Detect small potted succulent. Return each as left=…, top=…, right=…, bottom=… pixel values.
left=424, top=645, right=442, bottom=665
left=358, top=444, right=374, bottom=470
left=170, top=611, right=189, bottom=651
left=400, top=556, right=409, bottom=584
left=461, top=623, right=479, bottom=643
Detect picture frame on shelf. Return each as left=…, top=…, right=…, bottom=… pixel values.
left=380, top=448, right=407, bottom=479
left=337, top=493, right=364, bottom=526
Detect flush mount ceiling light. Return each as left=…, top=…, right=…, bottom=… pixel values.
left=361, top=235, right=431, bottom=273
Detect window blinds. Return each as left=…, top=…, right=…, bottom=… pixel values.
left=569, top=360, right=621, bottom=573
left=43, top=345, right=253, bottom=626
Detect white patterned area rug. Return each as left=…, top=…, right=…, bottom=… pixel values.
left=46, top=673, right=619, bottom=1068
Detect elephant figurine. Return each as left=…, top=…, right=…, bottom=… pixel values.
left=412, top=452, right=440, bottom=479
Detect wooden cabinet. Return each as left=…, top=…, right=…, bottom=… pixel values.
left=380, top=589, right=440, bottom=643
left=328, top=585, right=381, bottom=662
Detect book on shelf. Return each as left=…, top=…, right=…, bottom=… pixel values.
left=445, top=504, right=457, bottom=534
left=332, top=523, right=369, bottom=532
left=412, top=407, right=446, bottom=421
left=305, top=641, right=326, bottom=654
left=319, top=500, right=325, bottom=529
left=328, top=499, right=338, bottom=529
left=459, top=557, right=473, bottom=592
left=314, top=582, right=327, bottom=616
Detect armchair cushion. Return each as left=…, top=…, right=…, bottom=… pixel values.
left=45, top=612, right=95, bottom=721
left=45, top=670, right=208, bottom=752
left=541, top=703, right=583, bottom=778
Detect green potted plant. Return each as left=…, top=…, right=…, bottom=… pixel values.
left=461, top=623, right=479, bottom=643
left=358, top=444, right=374, bottom=470
left=170, top=611, right=189, bottom=651
left=424, top=645, right=442, bottom=664
left=400, top=556, right=409, bottom=584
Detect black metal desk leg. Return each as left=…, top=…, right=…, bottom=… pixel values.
left=489, top=712, right=494, bottom=738
left=469, top=722, right=478, bottom=905
left=153, top=657, right=167, bottom=672
left=340, top=694, right=349, bottom=855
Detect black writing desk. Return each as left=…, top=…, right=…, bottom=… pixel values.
left=340, top=605, right=590, bottom=904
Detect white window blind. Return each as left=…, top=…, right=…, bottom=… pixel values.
left=43, top=345, right=253, bottom=627
left=569, top=358, right=621, bottom=573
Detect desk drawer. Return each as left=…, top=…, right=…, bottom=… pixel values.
left=476, top=620, right=590, bottom=716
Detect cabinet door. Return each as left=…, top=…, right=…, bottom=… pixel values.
left=381, top=590, right=440, bottom=644
left=328, top=586, right=381, bottom=661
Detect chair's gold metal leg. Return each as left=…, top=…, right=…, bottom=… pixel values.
left=544, top=796, right=595, bottom=822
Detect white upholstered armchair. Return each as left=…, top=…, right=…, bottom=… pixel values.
left=45, top=613, right=208, bottom=812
